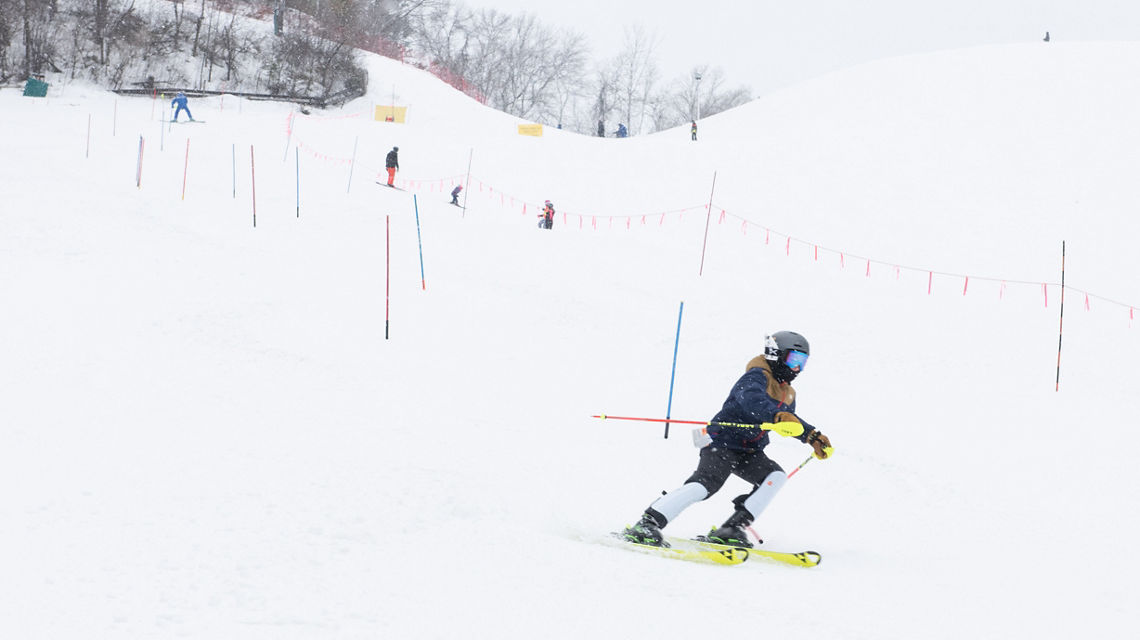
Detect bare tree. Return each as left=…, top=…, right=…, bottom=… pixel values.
left=19, top=0, right=59, bottom=77
left=432, top=9, right=586, bottom=122
left=410, top=0, right=476, bottom=83
left=610, top=25, right=658, bottom=135
left=591, top=67, right=617, bottom=135
left=0, top=0, right=15, bottom=80
left=661, top=64, right=751, bottom=129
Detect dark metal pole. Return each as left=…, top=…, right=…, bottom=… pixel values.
left=1055, top=241, right=1066, bottom=391
left=698, top=171, right=717, bottom=275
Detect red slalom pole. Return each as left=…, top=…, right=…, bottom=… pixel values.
left=593, top=414, right=708, bottom=427
left=592, top=414, right=776, bottom=431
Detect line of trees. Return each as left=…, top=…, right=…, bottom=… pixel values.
left=1, top=0, right=752, bottom=134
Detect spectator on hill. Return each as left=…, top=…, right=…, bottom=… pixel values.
left=538, top=200, right=555, bottom=229
left=616, top=123, right=628, bottom=138
left=691, top=120, right=698, bottom=141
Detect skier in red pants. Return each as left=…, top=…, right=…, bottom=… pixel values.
left=385, top=146, right=399, bottom=186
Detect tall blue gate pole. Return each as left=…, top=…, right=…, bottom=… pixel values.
left=414, top=194, right=426, bottom=290
left=664, top=301, right=685, bottom=439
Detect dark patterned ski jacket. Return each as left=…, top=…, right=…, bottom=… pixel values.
left=706, top=356, right=816, bottom=452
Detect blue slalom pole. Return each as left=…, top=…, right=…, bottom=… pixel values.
left=414, top=194, right=426, bottom=290
left=664, top=301, right=684, bottom=439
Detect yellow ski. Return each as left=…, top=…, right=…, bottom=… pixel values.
left=609, top=533, right=748, bottom=565
left=681, top=536, right=822, bottom=567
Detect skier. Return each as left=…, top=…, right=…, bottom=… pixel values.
left=691, top=120, right=698, bottom=141
left=385, top=146, right=400, bottom=186
left=171, top=92, right=193, bottom=122
left=538, top=200, right=555, bottom=229
left=623, top=331, right=833, bottom=548
left=616, top=123, right=628, bottom=138
left=450, top=184, right=463, bottom=205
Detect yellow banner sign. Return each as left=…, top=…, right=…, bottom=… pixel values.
left=374, top=106, right=408, bottom=123
left=517, top=124, right=544, bottom=137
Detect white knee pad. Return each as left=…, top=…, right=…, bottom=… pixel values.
left=649, top=482, right=709, bottom=524
left=742, top=470, right=787, bottom=518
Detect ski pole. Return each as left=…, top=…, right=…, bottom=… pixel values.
left=595, top=415, right=836, bottom=456
left=786, top=454, right=815, bottom=479
left=745, top=455, right=817, bottom=545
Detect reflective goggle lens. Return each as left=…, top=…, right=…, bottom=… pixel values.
left=784, top=349, right=809, bottom=370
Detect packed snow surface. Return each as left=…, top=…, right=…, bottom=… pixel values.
left=2, top=43, right=1138, bottom=639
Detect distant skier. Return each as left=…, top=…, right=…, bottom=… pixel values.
left=691, top=120, right=698, bottom=141
left=538, top=200, right=555, bottom=229
left=623, top=331, right=833, bottom=548
left=385, top=146, right=399, bottom=186
left=171, top=92, right=193, bottom=122
left=615, top=123, right=628, bottom=138
left=1044, top=31, right=1050, bottom=42
left=450, top=184, right=463, bottom=205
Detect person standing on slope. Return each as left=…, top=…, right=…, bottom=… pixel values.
left=385, top=146, right=400, bottom=186
left=450, top=184, right=463, bottom=205
left=623, top=331, right=833, bottom=548
left=171, top=92, right=194, bottom=122
left=538, top=200, right=555, bottom=229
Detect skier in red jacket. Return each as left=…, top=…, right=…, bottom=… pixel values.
left=538, top=200, right=555, bottom=229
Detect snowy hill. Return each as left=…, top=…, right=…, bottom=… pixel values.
left=2, top=42, right=1138, bottom=639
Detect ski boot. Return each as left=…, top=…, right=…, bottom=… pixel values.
left=623, top=511, right=668, bottom=547
left=704, top=509, right=755, bottom=548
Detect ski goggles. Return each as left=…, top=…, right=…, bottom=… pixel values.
left=783, top=349, right=809, bottom=371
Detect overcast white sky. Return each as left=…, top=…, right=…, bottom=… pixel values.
left=463, top=0, right=1140, bottom=95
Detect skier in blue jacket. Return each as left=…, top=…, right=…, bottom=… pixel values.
left=623, top=331, right=833, bottom=548
left=171, top=92, right=193, bottom=122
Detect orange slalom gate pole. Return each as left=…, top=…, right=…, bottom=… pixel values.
left=593, top=414, right=772, bottom=431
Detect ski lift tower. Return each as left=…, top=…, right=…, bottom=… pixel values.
left=694, top=71, right=702, bottom=121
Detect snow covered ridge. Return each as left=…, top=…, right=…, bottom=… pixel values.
left=289, top=47, right=1140, bottom=325
left=2, top=41, right=1138, bottom=640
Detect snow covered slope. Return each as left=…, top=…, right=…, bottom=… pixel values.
left=2, top=42, right=1137, bottom=639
